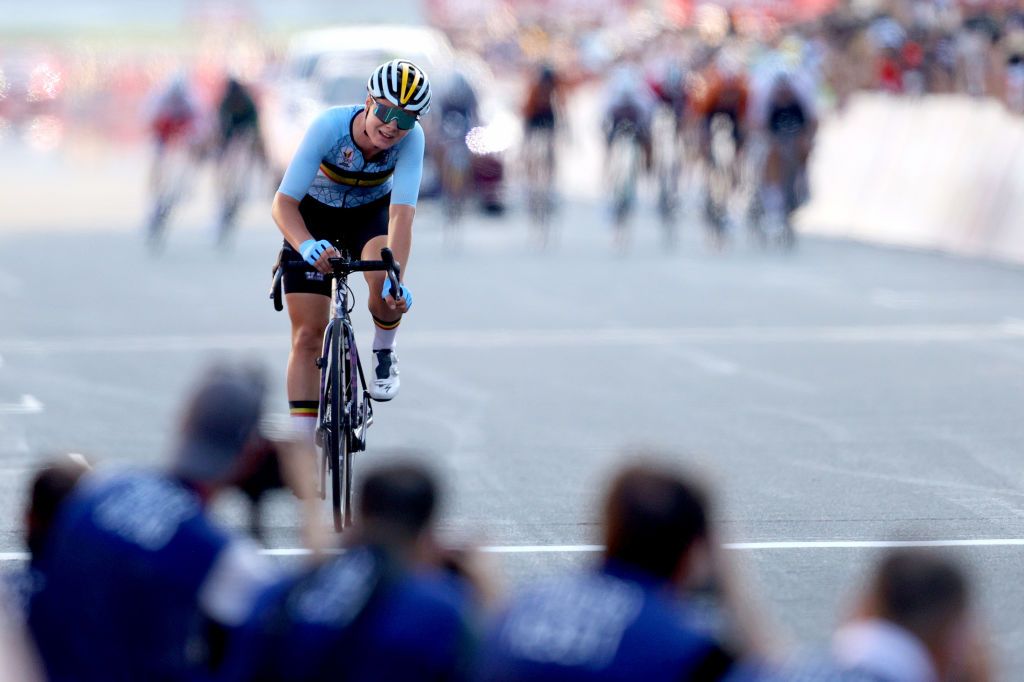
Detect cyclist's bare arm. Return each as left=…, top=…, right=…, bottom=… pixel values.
left=386, top=204, right=414, bottom=281
left=271, top=192, right=337, bottom=274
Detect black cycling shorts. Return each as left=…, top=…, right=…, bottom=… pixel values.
left=280, top=194, right=390, bottom=297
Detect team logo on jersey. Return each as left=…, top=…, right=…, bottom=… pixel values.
left=342, top=147, right=355, bottom=164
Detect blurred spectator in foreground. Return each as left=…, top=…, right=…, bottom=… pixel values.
left=779, top=548, right=991, bottom=681
left=219, top=460, right=483, bottom=682
left=6, top=454, right=91, bottom=618
left=475, top=459, right=769, bottom=681
left=831, top=549, right=990, bottom=682
left=27, top=363, right=286, bottom=682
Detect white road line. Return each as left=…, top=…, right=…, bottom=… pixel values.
left=4, top=539, right=1024, bottom=562
left=723, top=539, right=1024, bottom=550
left=0, top=395, right=44, bottom=415
left=1, top=322, right=1023, bottom=355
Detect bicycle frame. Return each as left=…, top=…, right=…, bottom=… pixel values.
left=319, top=275, right=372, bottom=451
left=271, top=248, right=398, bottom=532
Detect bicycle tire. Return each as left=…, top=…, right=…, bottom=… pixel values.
left=326, top=323, right=344, bottom=532
left=340, top=328, right=356, bottom=529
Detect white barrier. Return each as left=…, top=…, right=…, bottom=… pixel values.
left=798, top=92, right=1024, bottom=265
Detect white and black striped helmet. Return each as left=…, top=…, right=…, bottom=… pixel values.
left=367, top=59, right=431, bottom=114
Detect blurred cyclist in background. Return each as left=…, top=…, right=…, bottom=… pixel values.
left=145, top=72, right=206, bottom=247
left=752, top=69, right=817, bottom=244
left=149, top=72, right=202, bottom=156
left=27, top=363, right=282, bottom=682
left=521, top=62, right=565, bottom=242
left=215, top=76, right=266, bottom=241
left=522, top=63, right=565, bottom=181
left=218, top=77, right=261, bottom=150
left=436, top=69, right=479, bottom=230
left=602, top=54, right=657, bottom=172
left=694, top=51, right=751, bottom=171
left=218, top=461, right=483, bottom=682
left=272, top=59, right=429, bottom=448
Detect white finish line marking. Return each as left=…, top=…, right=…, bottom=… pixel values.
left=5, top=539, right=1024, bottom=562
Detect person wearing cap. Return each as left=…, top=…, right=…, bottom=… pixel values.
left=27, top=363, right=280, bottom=682
left=272, top=59, right=430, bottom=445
left=216, top=461, right=482, bottom=682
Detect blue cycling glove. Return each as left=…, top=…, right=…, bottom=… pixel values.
left=298, top=239, right=334, bottom=266
left=382, top=280, right=412, bottom=309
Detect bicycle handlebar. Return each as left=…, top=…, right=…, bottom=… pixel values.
left=270, top=248, right=402, bottom=311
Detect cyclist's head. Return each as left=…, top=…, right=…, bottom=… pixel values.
left=364, top=59, right=430, bottom=149
left=171, top=362, right=268, bottom=487
left=367, top=59, right=431, bottom=114
left=602, top=460, right=710, bottom=581
left=357, top=460, right=438, bottom=547
left=25, top=453, right=91, bottom=558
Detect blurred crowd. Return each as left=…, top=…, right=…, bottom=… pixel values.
left=7, top=0, right=1024, bottom=251
left=0, top=361, right=995, bottom=681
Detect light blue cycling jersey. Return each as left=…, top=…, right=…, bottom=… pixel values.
left=278, top=105, right=425, bottom=209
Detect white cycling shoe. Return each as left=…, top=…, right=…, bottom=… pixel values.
left=368, top=349, right=400, bottom=401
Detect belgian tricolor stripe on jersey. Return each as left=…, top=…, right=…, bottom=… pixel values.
left=318, top=162, right=393, bottom=188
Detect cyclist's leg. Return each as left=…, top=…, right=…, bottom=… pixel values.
left=351, top=199, right=402, bottom=400
left=362, top=234, right=402, bottom=345
left=283, top=198, right=338, bottom=443
left=285, top=290, right=330, bottom=444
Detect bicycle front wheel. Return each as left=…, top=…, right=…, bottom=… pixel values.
left=340, top=329, right=356, bottom=529
left=325, top=323, right=344, bottom=532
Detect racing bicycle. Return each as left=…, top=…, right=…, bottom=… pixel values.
left=271, top=247, right=401, bottom=531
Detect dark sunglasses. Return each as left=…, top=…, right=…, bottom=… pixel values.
left=370, top=100, right=418, bottom=131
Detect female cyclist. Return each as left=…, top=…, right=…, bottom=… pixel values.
left=271, top=59, right=429, bottom=444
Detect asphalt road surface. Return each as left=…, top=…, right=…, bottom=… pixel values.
left=3, top=188, right=1024, bottom=676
